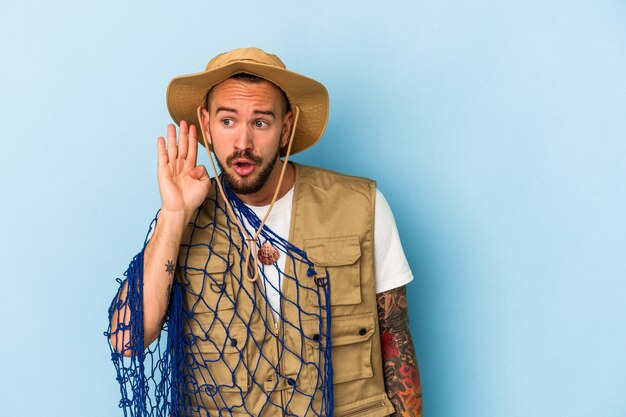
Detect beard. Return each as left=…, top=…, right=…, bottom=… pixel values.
left=217, top=149, right=280, bottom=195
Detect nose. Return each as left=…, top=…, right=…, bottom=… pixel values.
left=233, top=125, right=254, bottom=154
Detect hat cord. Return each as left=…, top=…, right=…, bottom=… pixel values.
left=196, top=105, right=301, bottom=282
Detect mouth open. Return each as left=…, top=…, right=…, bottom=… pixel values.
left=232, top=159, right=256, bottom=177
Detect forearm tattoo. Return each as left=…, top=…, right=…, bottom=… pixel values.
left=165, top=260, right=174, bottom=306
left=165, top=260, right=175, bottom=276
left=377, top=286, right=423, bottom=417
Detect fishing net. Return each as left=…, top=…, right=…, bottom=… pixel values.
left=106, top=178, right=334, bottom=417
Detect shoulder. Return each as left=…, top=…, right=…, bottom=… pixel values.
left=295, top=163, right=376, bottom=192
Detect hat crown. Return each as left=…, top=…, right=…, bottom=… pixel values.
left=205, top=47, right=286, bottom=71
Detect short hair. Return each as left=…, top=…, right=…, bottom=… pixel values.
left=205, top=73, right=291, bottom=114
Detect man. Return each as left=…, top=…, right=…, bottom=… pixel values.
left=108, top=47, right=422, bottom=417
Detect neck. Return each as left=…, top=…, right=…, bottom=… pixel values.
left=235, top=160, right=295, bottom=206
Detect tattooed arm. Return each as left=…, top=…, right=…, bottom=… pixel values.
left=377, top=285, right=423, bottom=417
left=108, top=210, right=186, bottom=356
left=109, top=122, right=210, bottom=355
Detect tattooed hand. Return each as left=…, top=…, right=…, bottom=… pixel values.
left=377, top=286, right=423, bottom=417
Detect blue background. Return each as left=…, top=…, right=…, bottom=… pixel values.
left=1, top=1, right=625, bottom=416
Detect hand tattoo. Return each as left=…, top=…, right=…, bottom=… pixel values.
left=165, top=260, right=175, bottom=276
left=377, top=286, right=422, bottom=417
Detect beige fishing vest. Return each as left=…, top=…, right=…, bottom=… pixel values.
left=177, top=164, right=395, bottom=417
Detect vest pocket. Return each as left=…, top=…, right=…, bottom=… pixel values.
left=305, top=235, right=362, bottom=306
left=180, top=250, right=235, bottom=313
left=186, top=320, right=251, bottom=396
left=303, top=312, right=375, bottom=385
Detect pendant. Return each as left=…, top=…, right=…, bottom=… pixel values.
left=258, top=241, right=280, bottom=265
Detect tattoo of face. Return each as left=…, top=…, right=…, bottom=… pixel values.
left=165, top=260, right=175, bottom=276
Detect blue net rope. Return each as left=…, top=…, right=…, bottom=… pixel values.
left=106, top=178, right=334, bottom=416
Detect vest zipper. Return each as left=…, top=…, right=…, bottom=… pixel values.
left=334, top=400, right=386, bottom=417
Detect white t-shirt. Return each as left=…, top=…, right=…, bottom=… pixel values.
left=243, top=187, right=413, bottom=318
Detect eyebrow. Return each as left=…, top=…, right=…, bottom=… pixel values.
left=215, top=106, right=237, bottom=114
left=215, top=106, right=276, bottom=118
left=253, top=110, right=276, bottom=118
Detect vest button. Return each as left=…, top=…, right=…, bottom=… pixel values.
left=359, top=328, right=367, bottom=336
left=312, top=334, right=320, bottom=342
left=230, top=338, right=238, bottom=347
left=287, top=378, right=296, bottom=386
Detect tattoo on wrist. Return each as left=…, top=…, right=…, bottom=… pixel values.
left=165, top=260, right=175, bottom=276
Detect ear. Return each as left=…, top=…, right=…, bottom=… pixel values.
left=200, top=107, right=212, bottom=146
left=280, top=110, right=293, bottom=148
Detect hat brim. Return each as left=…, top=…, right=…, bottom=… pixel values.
left=166, top=61, right=329, bottom=157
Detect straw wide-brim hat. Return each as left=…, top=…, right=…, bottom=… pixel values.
left=166, top=47, right=329, bottom=156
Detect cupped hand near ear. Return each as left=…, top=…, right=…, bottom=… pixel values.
left=156, top=120, right=211, bottom=221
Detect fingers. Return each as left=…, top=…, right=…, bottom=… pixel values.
left=160, top=122, right=197, bottom=167
left=187, top=124, right=198, bottom=166
left=178, top=120, right=189, bottom=160
left=166, top=124, right=177, bottom=161
left=190, top=165, right=212, bottom=187
left=188, top=164, right=205, bottom=179
left=198, top=166, right=212, bottom=189
left=157, top=136, right=168, bottom=166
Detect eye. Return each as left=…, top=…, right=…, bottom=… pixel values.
left=253, top=120, right=268, bottom=128
left=221, top=118, right=234, bottom=126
